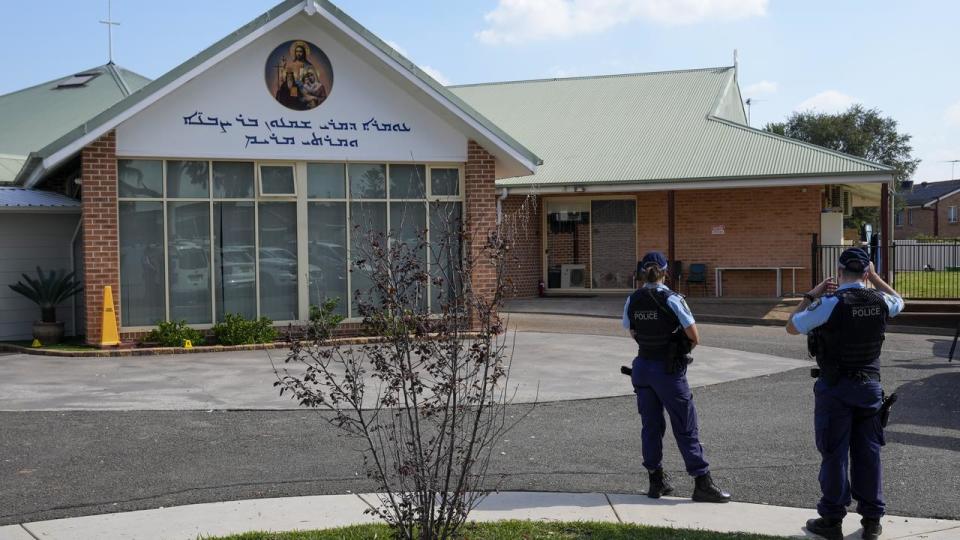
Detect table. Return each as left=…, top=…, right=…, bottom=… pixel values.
left=714, top=266, right=805, bottom=297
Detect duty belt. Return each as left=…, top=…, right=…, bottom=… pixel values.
left=810, top=368, right=880, bottom=382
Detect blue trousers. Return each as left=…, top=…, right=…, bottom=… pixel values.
left=632, top=356, right=710, bottom=477
left=814, top=377, right=885, bottom=519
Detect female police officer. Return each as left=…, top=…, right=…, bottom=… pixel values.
left=787, top=248, right=903, bottom=540
left=622, top=251, right=730, bottom=503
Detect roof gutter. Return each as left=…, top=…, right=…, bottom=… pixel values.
left=500, top=172, right=895, bottom=195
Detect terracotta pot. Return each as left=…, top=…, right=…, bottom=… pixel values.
left=33, top=321, right=65, bottom=345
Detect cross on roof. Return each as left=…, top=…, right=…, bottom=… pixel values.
left=99, top=0, right=121, bottom=64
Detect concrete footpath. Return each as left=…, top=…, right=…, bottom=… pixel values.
left=2, top=491, right=958, bottom=540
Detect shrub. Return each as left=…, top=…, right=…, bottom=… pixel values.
left=212, top=313, right=277, bottom=346
left=145, top=320, right=205, bottom=347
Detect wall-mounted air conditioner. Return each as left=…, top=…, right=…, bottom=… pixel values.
left=828, top=186, right=853, bottom=217
left=561, top=264, right=586, bottom=288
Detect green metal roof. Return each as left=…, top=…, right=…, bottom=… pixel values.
left=16, top=0, right=540, bottom=187
left=450, top=67, right=894, bottom=188
left=0, top=64, right=149, bottom=183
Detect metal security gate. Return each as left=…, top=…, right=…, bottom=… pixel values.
left=813, top=238, right=960, bottom=299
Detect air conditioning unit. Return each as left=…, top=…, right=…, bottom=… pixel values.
left=561, top=264, right=587, bottom=288
left=828, top=186, right=853, bottom=217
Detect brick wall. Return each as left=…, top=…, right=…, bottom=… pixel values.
left=896, top=207, right=935, bottom=239
left=674, top=185, right=820, bottom=297
left=81, top=131, right=121, bottom=345
left=934, top=192, right=960, bottom=237
left=502, top=194, right=541, bottom=297
left=636, top=191, right=669, bottom=282
left=465, top=141, right=498, bottom=304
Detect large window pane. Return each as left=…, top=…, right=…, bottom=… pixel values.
left=308, top=202, right=347, bottom=317
left=391, top=202, right=427, bottom=310
left=307, top=163, right=346, bottom=198
left=350, top=201, right=386, bottom=317
left=167, top=161, right=210, bottom=198
left=349, top=163, right=386, bottom=199
left=214, top=202, right=256, bottom=321
left=260, top=165, right=296, bottom=195
left=119, top=202, right=165, bottom=326
left=389, top=164, right=426, bottom=199
left=430, top=168, right=459, bottom=197
left=213, top=162, right=255, bottom=199
left=118, top=160, right=163, bottom=198
left=429, top=202, right=463, bottom=313
left=259, top=202, right=298, bottom=320
left=167, top=201, right=212, bottom=323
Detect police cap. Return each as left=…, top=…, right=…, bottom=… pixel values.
left=839, top=247, right=870, bottom=273
left=640, top=251, right=668, bottom=271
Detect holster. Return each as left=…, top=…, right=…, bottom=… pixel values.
left=666, top=334, right=694, bottom=374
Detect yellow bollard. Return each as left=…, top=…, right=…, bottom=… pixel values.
left=100, top=286, right=120, bottom=347
left=31, top=338, right=42, bottom=348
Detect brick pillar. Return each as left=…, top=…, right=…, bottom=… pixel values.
left=81, top=131, right=120, bottom=345
left=465, top=140, right=497, bottom=307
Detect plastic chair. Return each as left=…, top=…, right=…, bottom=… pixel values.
left=671, top=261, right=684, bottom=288
left=686, top=263, right=708, bottom=297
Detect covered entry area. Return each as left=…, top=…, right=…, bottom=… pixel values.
left=543, top=197, right=637, bottom=291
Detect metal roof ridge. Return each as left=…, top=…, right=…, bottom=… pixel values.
left=706, top=115, right=895, bottom=172
left=448, top=65, right=734, bottom=89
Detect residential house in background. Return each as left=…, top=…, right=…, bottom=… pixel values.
left=896, top=179, right=960, bottom=239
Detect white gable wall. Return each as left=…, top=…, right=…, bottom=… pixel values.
left=116, top=13, right=467, bottom=163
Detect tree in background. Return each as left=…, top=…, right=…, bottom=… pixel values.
left=765, top=104, right=919, bottom=232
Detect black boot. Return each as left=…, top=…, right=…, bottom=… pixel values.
left=861, top=517, right=882, bottom=540
left=647, top=468, right=674, bottom=498
left=805, top=517, right=843, bottom=540
left=691, top=472, right=731, bottom=503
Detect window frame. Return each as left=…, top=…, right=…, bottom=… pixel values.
left=950, top=206, right=958, bottom=224
left=116, top=158, right=465, bottom=332
left=258, top=162, right=298, bottom=197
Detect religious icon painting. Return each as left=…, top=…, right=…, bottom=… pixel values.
left=265, top=40, right=334, bottom=111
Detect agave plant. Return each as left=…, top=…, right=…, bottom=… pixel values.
left=8, top=267, right=83, bottom=323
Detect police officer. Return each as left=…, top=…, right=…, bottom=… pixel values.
left=622, top=251, right=731, bottom=503
left=787, top=247, right=904, bottom=540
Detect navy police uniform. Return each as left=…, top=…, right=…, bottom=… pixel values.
left=622, top=257, right=708, bottom=478
left=792, top=251, right=903, bottom=525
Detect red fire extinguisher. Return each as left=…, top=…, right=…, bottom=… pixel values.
left=538, top=279, right=546, bottom=297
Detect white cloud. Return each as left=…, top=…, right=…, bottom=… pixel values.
left=421, top=66, right=452, bottom=86
left=946, top=100, right=960, bottom=127
left=744, top=80, right=777, bottom=95
left=795, top=90, right=857, bottom=114
left=477, top=0, right=768, bottom=44
left=384, top=40, right=453, bottom=85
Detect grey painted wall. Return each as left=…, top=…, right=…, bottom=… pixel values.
left=0, top=212, right=80, bottom=341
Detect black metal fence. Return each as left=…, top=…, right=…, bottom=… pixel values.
left=813, top=240, right=960, bottom=299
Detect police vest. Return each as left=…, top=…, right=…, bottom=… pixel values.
left=627, top=288, right=681, bottom=358
left=815, top=288, right=888, bottom=374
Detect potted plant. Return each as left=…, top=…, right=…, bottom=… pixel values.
left=8, top=267, right=83, bottom=345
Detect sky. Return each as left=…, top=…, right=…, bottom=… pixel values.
left=1, top=0, right=958, bottom=182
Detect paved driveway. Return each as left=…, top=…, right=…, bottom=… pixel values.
left=0, top=330, right=809, bottom=410
left=1, top=318, right=957, bottom=526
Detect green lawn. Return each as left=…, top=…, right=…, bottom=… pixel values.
left=894, top=271, right=960, bottom=298
left=211, top=521, right=788, bottom=540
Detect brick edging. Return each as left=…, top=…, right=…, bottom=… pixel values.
left=0, top=332, right=486, bottom=358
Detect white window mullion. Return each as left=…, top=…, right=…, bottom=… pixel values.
left=296, top=162, right=309, bottom=322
